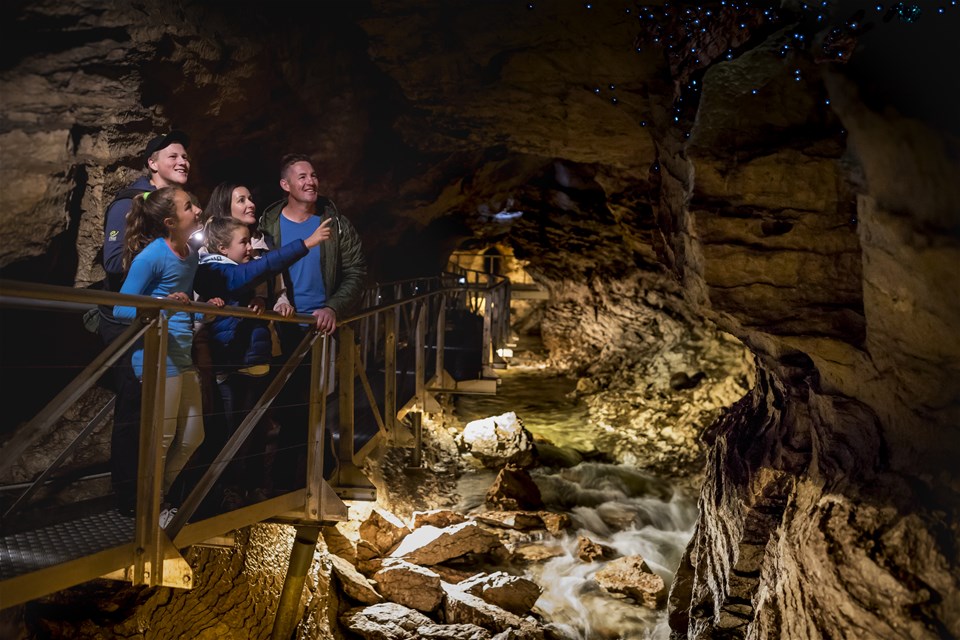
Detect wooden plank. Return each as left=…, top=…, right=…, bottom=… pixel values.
left=0, top=543, right=136, bottom=609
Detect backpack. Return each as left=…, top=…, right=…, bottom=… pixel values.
left=83, top=186, right=151, bottom=334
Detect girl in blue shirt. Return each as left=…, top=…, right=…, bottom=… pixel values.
left=113, top=187, right=223, bottom=523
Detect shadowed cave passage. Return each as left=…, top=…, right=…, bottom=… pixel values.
left=1, top=1, right=959, bottom=639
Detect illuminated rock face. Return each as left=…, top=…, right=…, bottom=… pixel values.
left=1, top=1, right=958, bottom=639
left=657, top=19, right=960, bottom=637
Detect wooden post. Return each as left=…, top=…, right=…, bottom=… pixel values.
left=410, top=411, right=422, bottom=468
left=384, top=307, right=397, bottom=439
left=435, top=294, right=446, bottom=380
left=482, top=291, right=494, bottom=378
left=415, top=302, right=425, bottom=408
left=134, top=313, right=166, bottom=587
left=337, top=325, right=356, bottom=468
left=304, top=334, right=329, bottom=520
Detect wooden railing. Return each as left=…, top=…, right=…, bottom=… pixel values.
left=0, top=270, right=511, bottom=607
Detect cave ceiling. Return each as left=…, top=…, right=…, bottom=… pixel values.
left=0, top=0, right=693, bottom=283
left=2, top=1, right=957, bottom=285
left=1, top=2, right=958, bottom=431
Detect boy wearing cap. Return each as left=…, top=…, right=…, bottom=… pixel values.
left=101, top=131, right=191, bottom=292
left=98, top=131, right=190, bottom=514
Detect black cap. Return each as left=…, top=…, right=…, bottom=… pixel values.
left=144, top=130, right=190, bottom=160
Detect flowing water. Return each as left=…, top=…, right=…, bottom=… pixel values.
left=461, top=371, right=593, bottom=450
left=455, top=357, right=697, bottom=640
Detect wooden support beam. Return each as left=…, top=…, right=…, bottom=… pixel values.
left=134, top=313, right=166, bottom=587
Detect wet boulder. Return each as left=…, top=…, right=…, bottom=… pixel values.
left=593, top=555, right=667, bottom=609
left=373, top=560, right=444, bottom=612
left=459, top=411, right=535, bottom=468
left=485, top=465, right=544, bottom=511
left=390, top=521, right=504, bottom=565
left=538, top=512, right=572, bottom=535
left=576, top=536, right=617, bottom=562
left=459, top=571, right=542, bottom=615
left=441, top=582, right=545, bottom=639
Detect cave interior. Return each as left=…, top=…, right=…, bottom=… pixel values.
left=0, top=1, right=958, bottom=639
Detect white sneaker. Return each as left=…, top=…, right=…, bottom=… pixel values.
left=159, top=507, right=178, bottom=528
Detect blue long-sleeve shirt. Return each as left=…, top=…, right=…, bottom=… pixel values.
left=114, top=237, right=199, bottom=378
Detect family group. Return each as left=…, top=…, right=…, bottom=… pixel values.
left=95, top=131, right=367, bottom=526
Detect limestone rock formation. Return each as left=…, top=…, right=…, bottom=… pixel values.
left=459, top=571, right=542, bottom=616
left=594, top=555, right=668, bottom=609
left=341, top=602, right=433, bottom=640
left=459, top=411, right=536, bottom=469
left=389, top=521, right=503, bottom=566
left=328, top=553, right=382, bottom=605
left=372, top=560, right=444, bottom=613
left=359, top=507, right=411, bottom=556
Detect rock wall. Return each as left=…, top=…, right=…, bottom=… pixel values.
left=2, top=524, right=343, bottom=639
left=655, top=13, right=960, bottom=640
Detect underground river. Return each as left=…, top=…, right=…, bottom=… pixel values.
left=453, top=348, right=698, bottom=640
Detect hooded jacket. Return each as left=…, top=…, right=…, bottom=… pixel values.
left=260, top=196, right=367, bottom=319
left=98, top=176, right=156, bottom=323
left=194, top=240, right=310, bottom=369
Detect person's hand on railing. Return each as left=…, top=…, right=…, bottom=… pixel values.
left=275, top=301, right=295, bottom=317
left=248, top=296, right=266, bottom=315
left=166, top=291, right=192, bottom=304
left=200, top=296, right=225, bottom=322
left=313, top=306, right=336, bottom=334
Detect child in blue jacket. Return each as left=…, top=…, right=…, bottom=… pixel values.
left=193, top=215, right=331, bottom=504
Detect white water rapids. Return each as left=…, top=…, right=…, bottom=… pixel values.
left=455, top=362, right=698, bottom=639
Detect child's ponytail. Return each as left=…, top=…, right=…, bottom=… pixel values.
left=122, top=187, right=180, bottom=272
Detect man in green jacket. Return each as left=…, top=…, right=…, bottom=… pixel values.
left=261, top=153, right=367, bottom=332
left=261, top=153, right=367, bottom=491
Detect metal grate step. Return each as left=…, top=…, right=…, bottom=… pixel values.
left=0, top=509, right=133, bottom=580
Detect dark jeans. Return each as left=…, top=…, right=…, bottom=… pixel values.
left=98, top=316, right=141, bottom=514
